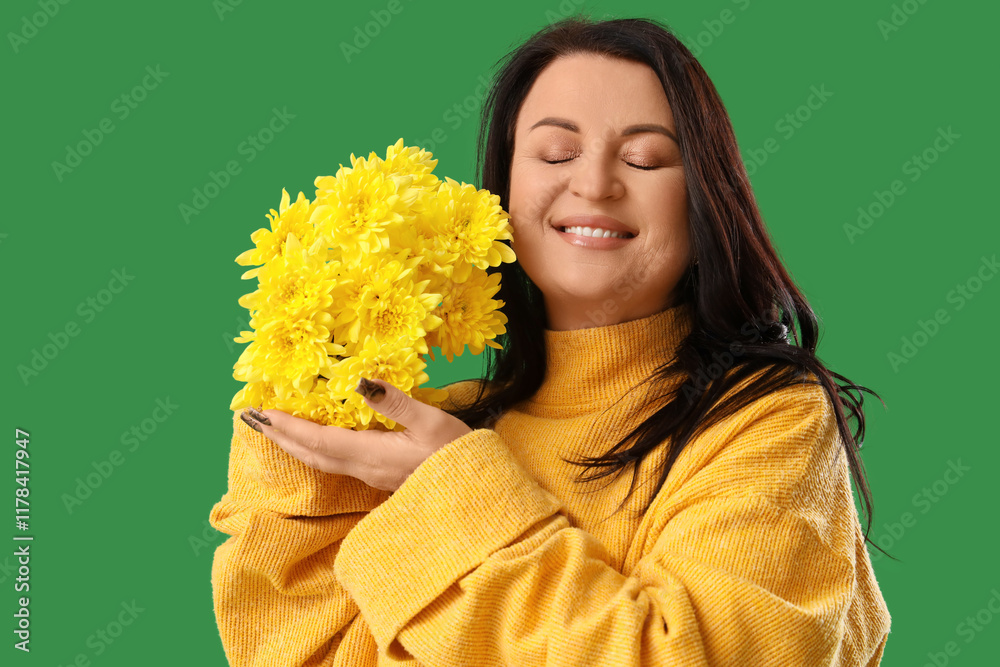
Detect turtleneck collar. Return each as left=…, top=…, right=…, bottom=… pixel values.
left=531, top=302, right=693, bottom=409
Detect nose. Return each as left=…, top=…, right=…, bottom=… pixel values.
left=567, top=152, right=624, bottom=201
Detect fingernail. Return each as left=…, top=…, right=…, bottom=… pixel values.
left=355, top=377, right=385, bottom=404
left=247, top=406, right=271, bottom=426
left=240, top=411, right=263, bottom=432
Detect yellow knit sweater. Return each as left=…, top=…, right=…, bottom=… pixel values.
left=209, top=302, right=892, bottom=666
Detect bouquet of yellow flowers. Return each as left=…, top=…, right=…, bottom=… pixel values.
left=229, top=139, right=516, bottom=432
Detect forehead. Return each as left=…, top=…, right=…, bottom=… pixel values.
left=515, top=53, right=675, bottom=133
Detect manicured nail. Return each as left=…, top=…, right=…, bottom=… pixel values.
left=247, top=406, right=271, bottom=426
left=355, top=377, right=385, bottom=404
left=240, top=411, right=263, bottom=432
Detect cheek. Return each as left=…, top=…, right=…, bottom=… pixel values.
left=506, top=174, right=532, bottom=253
left=508, top=164, right=537, bottom=222
left=649, top=177, right=689, bottom=236
left=655, top=172, right=687, bottom=211
left=509, top=161, right=563, bottom=226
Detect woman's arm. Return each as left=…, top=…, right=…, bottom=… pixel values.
left=333, top=381, right=891, bottom=666
left=208, top=379, right=484, bottom=665
left=208, top=409, right=389, bottom=664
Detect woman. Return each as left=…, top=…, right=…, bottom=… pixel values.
left=210, top=16, right=892, bottom=666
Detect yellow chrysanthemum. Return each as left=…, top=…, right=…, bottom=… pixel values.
left=357, top=262, right=443, bottom=355
left=380, top=138, right=440, bottom=189
left=410, top=384, right=452, bottom=410
left=276, top=378, right=360, bottom=429
left=234, top=313, right=346, bottom=400
left=313, top=155, right=417, bottom=266
left=325, top=266, right=365, bottom=351
left=235, top=189, right=326, bottom=279
left=426, top=267, right=507, bottom=362
left=238, top=234, right=340, bottom=320
left=327, top=248, right=431, bottom=347
left=424, top=177, right=517, bottom=283
left=231, top=141, right=516, bottom=431
left=230, top=380, right=279, bottom=412
left=327, top=337, right=430, bottom=430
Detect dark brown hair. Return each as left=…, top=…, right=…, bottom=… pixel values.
left=445, top=16, right=894, bottom=560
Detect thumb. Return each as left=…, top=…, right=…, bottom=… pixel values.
left=355, top=377, right=422, bottom=430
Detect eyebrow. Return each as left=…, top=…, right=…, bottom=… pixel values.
left=528, top=117, right=679, bottom=144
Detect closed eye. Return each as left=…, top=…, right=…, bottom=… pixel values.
left=542, top=157, right=661, bottom=170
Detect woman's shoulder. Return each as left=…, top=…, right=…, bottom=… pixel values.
left=436, top=378, right=510, bottom=428
left=717, top=364, right=833, bottom=424
left=437, top=378, right=498, bottom=410
left=687, top=365, right=841, bottom=484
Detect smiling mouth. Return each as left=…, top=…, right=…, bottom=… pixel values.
left=557, top=226, right=636, bottom=239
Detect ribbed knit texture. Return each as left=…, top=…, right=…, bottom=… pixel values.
left=210, top=302, right=891, bottom=666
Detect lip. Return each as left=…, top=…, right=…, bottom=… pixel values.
left=553, top=214, right=638, bottom=249
left=553, top=214, right=638, bottom=236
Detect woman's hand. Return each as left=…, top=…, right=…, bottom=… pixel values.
left=239, top=378, right=473, bottom=492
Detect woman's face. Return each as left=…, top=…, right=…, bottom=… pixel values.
left=508, top=53, right=691, bottom=331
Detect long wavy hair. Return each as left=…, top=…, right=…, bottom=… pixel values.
left=444, top=16, right=893, bottom=560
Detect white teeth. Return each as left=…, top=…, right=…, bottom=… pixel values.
left=560, top=225, right=633, bottom=239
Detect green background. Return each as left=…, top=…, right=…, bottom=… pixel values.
left=3, top=0, right=996, bottom=664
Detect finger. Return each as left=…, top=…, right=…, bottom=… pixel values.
left=268, top=428, right=341, bottom=474
left=356, top=378, right=422, bottom=432
left=241, top=410, right=347, bottom=474
left=242, top=408, right=369, bottom=473
left=253, top=408, right=338, bottom=456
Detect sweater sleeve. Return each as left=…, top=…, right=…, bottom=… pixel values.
left=333, top=382, right=883, bottom=666
left=209, top=410, right=391, bottom=665
left=208, top=380, right=487, bottom=665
